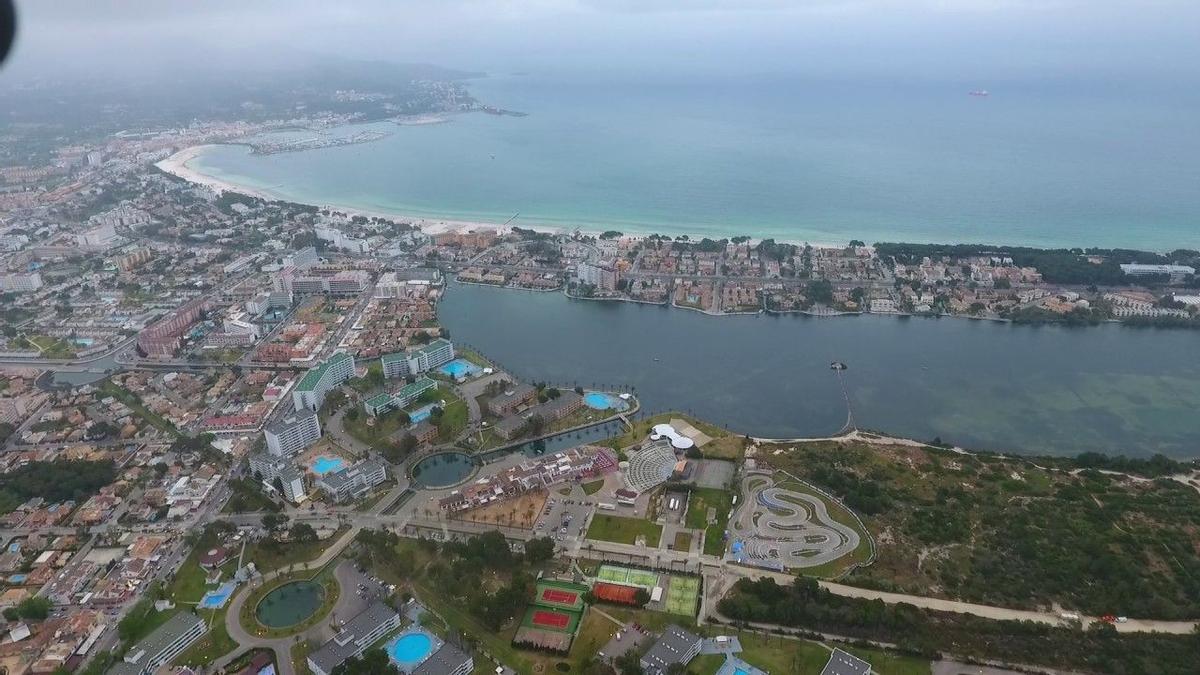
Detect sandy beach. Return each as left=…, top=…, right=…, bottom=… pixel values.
left=155, top=144, right=851, bottom=248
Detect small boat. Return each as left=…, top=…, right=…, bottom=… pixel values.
left=653, top=357, right=660, bottom=362
left=969, top=90, right=990, bottom=97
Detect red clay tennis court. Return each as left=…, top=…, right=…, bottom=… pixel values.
left=592, top=582, right=639, bottom=605
left=540, top=588, right=579, bottom=605
left=532, top=610, right=571, bottom=629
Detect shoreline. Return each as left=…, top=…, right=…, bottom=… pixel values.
left=155, top=144, right=850, bottom=247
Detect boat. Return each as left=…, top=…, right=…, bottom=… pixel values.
left=969, top=90, right=990, bottom=97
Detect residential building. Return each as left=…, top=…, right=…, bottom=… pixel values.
left=283, top=246, right=319, bottom=270
left=307, top=602, right=402, bottom=675
left=639, top=625, right=702, bottom=675
left=110, top=612, right=206, bottom=675
left=364, top=377, right=438, bottom=417
left=76, top=222, right=119, bottom=248
left=439, top=446, right=617, bottom=512
left=486, top=383, right=537, bottom=417
left=819, top=648, right=871, bottom=675
left=379, top=339, right=456, bottom=379
left=413, top=641, right=474, bottom=675
left=0, top=271, right=43, bottom=293
left=248, top=454, right=306, bottom=503
left=577, top=261, right=620, bottom=291
left=264, top=408, right=322, bottom=456
left=292, top=351, right=356, bottom=412
left=137, top=296, right=209, bottom=357
left=315, top=459, right=388, bottom=502
left=1119, top=263, right=1196, bottom=277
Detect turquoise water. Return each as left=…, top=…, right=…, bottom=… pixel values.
left=386, top=631, right=435, bottom=670
left=408, top=403, right=435, bottom=423
left=583, top=391, right=629, bottom=411
left=186, top=75, right=1200, bottom=250
left=439, top=358, right=479, bottom=379
left=310, top=456, right=345, bottom=476
left=200, top=581, right=236, bottom=609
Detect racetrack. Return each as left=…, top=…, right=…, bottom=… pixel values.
left=730, top=473, right=861, bottom=569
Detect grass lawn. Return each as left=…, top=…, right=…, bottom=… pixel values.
left=175, top=609, right=237, bottom=667
left=344, top=407, right=410, bottom=445
left=581, top=479, right=605, bottom=496
left=223, top=477, right=282, bottom=514
left=458, top=348, right=492, bottom=368
left=291, top=640, right=313, bottom=675
left=28, top=335, right=77, bottom=359
left=247, top=527, right=349, bottom=574
left=586, top=514, right=662, bottom=546
left=672, top=531, right=692, bottom=551
left=684, top=488, right=734, bottom=556
left=435, top=388, right=468, bottom=441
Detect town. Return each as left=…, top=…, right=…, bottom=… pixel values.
left=1, top=83, right=1199, bottom=675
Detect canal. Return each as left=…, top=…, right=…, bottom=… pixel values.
left=439, top=281, right=1200, bottom=458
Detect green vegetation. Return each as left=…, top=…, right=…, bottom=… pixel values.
left=25, top=335, right=77, bottom=359
left=433, top=387, right=468, bottom=441
left=99, top=379, right=179, bottom=435
left=247, top=525, right=350, bottom=574
left=0, top=459, right=115, bottom=513
left=764, top=441, right=1200, bottom=618
left=719, top=576, right=1199, bottom=675
left=581, top=479, right=605, bottom=496
left=344, top=406, right=410, bottom=445
left=15, top=596, right=51, bottom=621
left=681, top=486, right=734, bottom=556
left=223, top=477, right=283, bottom=513
left=586, top=514, right=662, bottom=546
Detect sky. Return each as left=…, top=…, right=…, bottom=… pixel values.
left=4, top=0, right=1199, bottom=85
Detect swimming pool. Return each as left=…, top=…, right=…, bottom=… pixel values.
left=583, top=391, right=630, bottom=411
left=200, top=580, right=237, bottom=609
left=309, top=455, right=346, bottom=476
left=438, top=358, right=480, bottom=379
left=385, top=630, right=439, bottom=672
left=408, top=403, right=436, bottom=424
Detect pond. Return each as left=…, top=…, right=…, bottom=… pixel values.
left=255, top=580, right=325, bottom=628
left=411, top=451, right=476, bottom=488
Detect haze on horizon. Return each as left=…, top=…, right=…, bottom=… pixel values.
left=5, top=0, right=1200, bottom=89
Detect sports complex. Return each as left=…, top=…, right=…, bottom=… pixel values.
left=513, top=580, right=588, bottom=653
left=593, top=564, right=700, bottom=617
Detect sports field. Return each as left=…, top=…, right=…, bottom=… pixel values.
left=592, top=581, right=640, bottom=605
left=534, top=579, right=587, bottom=612
left=665, top=575, right=700, bottom=616
left=520, top=605, right=581, bottom=634
left=596, top=564, right=659, bottom=590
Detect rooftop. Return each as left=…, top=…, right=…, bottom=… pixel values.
left=309, top=602, right=399, bottom=675
left=122, top=612, right=205, bottom=666
left=295, top=352, right=353, bottom=393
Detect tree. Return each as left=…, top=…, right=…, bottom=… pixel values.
left=330, top=649, right=399, bottom=675
left=633, top=588, right=651, bottom=607
left=2, top=607, right=18, bottom=622
left=16, top=596, right=51, bottom=621
left=289, top=522, right=318, bottom=543
left=524, top=536, right=555, bottom=563
left=262, top=512, right=289, bottom=535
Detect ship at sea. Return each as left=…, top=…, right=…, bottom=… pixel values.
left=969, top=90, right=990, bottom=97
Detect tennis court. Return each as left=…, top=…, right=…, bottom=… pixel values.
left=521, top=605, right=581, bottom=634
left=665, top=575, right=700, bottom=616
left=596, top=564, right=659, bottom=590
left=592, top=581, right=640, bottom=605
left=534, top=579, right=587, bottom=611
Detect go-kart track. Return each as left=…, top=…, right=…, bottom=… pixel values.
left=729, top=472, right=862, bottom=570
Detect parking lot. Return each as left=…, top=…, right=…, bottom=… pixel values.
left=534, top=495, right=595, bottom=544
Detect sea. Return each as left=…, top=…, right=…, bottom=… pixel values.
left=186, top=73, right=1200, bottom=250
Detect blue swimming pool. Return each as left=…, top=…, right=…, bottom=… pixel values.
left=385, top=630, right=438, bottom=671
left=200, top=581, right=237, bottom=609
left=408, top=403, right=435, bottom=424
left=583, top=391, right=630, bottom=411
left=438, top=358, right=480, bottom=379
left=310, top=456, right=346, bottom=476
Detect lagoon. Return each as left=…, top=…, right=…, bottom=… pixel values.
left=439, top=281, right=1200, bottom=458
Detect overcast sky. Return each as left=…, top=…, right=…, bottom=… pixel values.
left=5, top=0, right=1199, bottom=84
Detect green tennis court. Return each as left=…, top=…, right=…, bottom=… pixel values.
left=596, top=564, right=659, bottom=590
left=665, top=575, right=700, bottom=616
